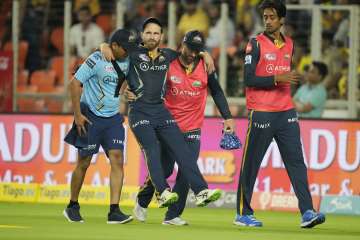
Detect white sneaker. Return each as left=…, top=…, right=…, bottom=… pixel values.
left=162, top=217, right=188, bottom=226
left=133, top=199, right=147, bottom=222
left=158, top=189, right=179, bottom=208
left=195, top=189, right=222, bottom=207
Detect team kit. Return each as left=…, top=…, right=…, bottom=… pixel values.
left=63, top=0, right=325, bottom=229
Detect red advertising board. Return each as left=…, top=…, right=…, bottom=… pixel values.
left=0, top=115, right=359, bottom=197
left=0, top=51, right=13, bottom=112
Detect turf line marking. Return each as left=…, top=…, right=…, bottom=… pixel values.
left=0, top=224, right=31, bottom=229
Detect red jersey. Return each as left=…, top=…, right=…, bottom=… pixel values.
left=245, top=33, right=294, bottom=111
left=164, top=59, right=208, bottom=132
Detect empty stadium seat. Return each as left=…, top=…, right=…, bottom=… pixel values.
left=96, top=14, right=113, bottom=36
left=3, top=41, right=29, bottom=70
left=50, top=27, right=64, bottom=54
left=50, top=56, right=78, bottom=85
left=30, top=70, right=57, bottom=93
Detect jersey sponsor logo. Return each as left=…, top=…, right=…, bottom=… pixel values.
left=83, top=144, right=97, bottom=150
left=253, top=122, right=271, bottom=129
left=158, top=55, right=165, bottom=62
left=170, top=75, right=182, bottom=84
left=245, top=42, right=252, bottom=53
left=192, top=80, right=202, bottom=87
left=265, top=53, right=276, bottom=61
left=112, top=139, right=123, bottom=144
left=103, top=75, right=118, bottom=84
left=131, top=119, right=150, bottom=128
left=104, top=65, right=115, bottom=72
left=85, top=58, right=96, bottom=69
left=265, top=64, right=290, bottom=74
left=170, top=87, right=200, bottom=97
left=139, top=62, right=167, bottom=72
left=186, top=134, right=200, bottom=140
left=165, top=119, right=176, bottom=125
left=140, top=62, right=150, bottom=71
left=245, top=55, right=252, bottom=65
left=287, top=117, right=298, bottom=123
left=139, top=54, right=150, bottom=62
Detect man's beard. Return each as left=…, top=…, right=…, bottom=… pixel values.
left=145, top=40, right=160, bottom=50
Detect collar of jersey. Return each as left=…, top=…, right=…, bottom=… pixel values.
left=263, top=31, right=286, bottom=49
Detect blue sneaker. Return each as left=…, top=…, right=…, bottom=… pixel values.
left=233, top=214, right=263, bottom=227
left=301, top=210, right=325, bottom=228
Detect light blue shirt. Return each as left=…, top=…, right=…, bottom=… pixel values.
left=75, top=51, right=130, bottom=117
left=294, top=83, right=327, bottom=118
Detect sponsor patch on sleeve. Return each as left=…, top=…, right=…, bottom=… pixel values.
left=245, top=55, right=252, bottom=65
left=85, top=58, right=96, bottom=69
left=245, top=42, right=252, bottom=53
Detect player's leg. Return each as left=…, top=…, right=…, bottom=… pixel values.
left=102, top=116, right=133, bottom=224
left=129, top=109, right=177, bottom=208
left=134, top=140, right=176, bottom=222
left=163, top=131, right=200, bottom=226
left=156, top=112, right=221, bottom=207
left=63, top=153, right=92, bottom=223
left=234, top=110, right=274, bottom=227
left=64, top=112, right=101, bottom=223
left=274, top=109, right=325, bottom=228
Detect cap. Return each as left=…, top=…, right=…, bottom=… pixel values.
left=109, top=29, right=138, bottom=52
left=142, top=17, right=163, bottom=31
left=182, top=30, right=205, bottom=52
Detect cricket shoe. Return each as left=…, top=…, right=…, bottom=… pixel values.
left=133, top=199, right=147, bottom=222
left=233, top=214, right=263, bottom=227
left=162, top=217, right=188, bottom=226
left=158, top=189, right=179, bottom=208
left=301, top=210, right=325, bottom=228
left=63, top=205, right=84, bottom=223
left=107, top=209, right=133, bottom=224
left=195, top=189, right=222, bottom=207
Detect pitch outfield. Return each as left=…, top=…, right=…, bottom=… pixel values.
left=0, top=202, right=359, bottom=240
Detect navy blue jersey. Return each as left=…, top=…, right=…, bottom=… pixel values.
left=127, top=46, right=178, bottom=104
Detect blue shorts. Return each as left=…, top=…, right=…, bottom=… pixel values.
left=78, top=109, right=125, bottom=157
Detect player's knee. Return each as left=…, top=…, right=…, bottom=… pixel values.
left=77, top=158, right=91, bottom=171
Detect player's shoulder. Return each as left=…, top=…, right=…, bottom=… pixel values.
left=245, top=37, right=259, bottom=54
left=84, top=51, right=104, bottom=69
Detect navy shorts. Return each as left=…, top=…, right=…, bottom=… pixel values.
left=78, top=109, right=125, bottom=157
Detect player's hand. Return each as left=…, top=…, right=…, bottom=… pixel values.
left=275, top=71, right=301, bottom=84
left=223, top=119, right=235, bottom=133
left=200, top=51, right=215, bottom=73
left=124, top=87, right=136, bottom=102
left=100, top=43, right=114, bottom=61
left=74, top=113, right=92, bottom=136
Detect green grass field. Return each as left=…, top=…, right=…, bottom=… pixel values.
left=0, top=202, right=359, bottom=240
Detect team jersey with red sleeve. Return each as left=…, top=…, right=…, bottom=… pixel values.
left=164, top=59, right=209, bottom=132
left=244, top=32, right=294, bottom=111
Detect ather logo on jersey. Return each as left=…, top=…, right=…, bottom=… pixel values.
left=139, top=62, right=167, bottom=72
left=170, top=87, right=200, bottom=97
left=265, top=64, right=290, bottom=74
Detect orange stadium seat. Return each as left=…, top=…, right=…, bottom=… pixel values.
left=50, top=27, right=64, bottom=54
left=4, top=41, right=29, bottom=70
left=50, top=56, right=78, bottom=85
left=96, top=14, right=113, bottom=36
left=45, top=98, right=64, bottom=113
left=30, top=70, right=57, bottom=93
left=17, top=98, right=46, bottom=113
left=17, top=70, right=29, bottom=86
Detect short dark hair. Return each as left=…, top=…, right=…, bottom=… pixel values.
left=142, top=17, right=163, bottom=33
left=78, top=5, right=91, bottom=14
left=312, top=61, right=328, bottom=79
left=259, top=0, right=286, bottom=18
